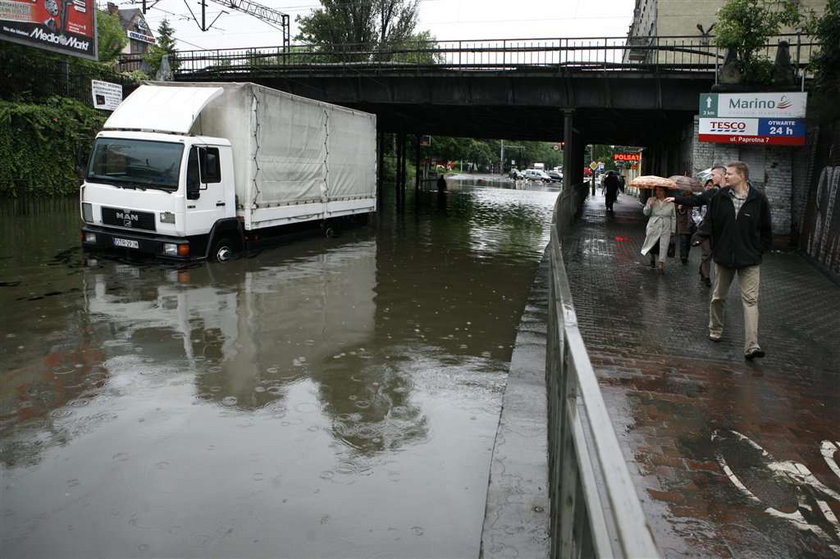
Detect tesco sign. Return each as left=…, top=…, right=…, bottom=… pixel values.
left=708, top=121, right=748, bottom=132
left=700, top=118, right=758, bottom=136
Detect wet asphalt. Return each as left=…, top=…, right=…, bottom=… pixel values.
left=562, top=190, right=840, bottom=557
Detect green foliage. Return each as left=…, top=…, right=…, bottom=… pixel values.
left=387, top=31, right=443, bottom=64
left=97, top=9, right=128, bottom=63
left=0, top=97, right=105, bottom=197
left=417, top=137, right=564, bottom=172
left=121, top=69, right=152, bottom=81
left=145, top=19, right=179, bottom=76
left=809, top=0, right=840, bottom=113
left=296, top=0, right=420, bottom=61
left=0, top=41, right=137, bottom=104
left=714, top=0, right=803, bottom=83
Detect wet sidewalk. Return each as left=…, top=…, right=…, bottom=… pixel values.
left=562, top=191, right=840, bottom=557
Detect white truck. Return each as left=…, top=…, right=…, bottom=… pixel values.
left=80, top=82, right=377, bottom=261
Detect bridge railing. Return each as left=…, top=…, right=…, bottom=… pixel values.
left=171, top=34, right=817, bottom=78
left=545, top=184, right=659, bottom=558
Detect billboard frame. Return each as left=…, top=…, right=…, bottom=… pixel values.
left=0, top=0, right=99, bottom=61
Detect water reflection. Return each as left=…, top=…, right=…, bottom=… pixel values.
left=0, top=186, right=558, bottom=558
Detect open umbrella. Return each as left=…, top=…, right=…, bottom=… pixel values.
left=629, top=175, right=676, bottom=189
left=668, top=175, right=703, bottom=192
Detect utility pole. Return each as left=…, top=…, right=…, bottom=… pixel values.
left=499, top=140, right=505, bottom=176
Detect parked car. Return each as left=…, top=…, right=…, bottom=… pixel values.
left=524, top=169, right=551, bottom=181
left=547, top=170, right=563, bottom=182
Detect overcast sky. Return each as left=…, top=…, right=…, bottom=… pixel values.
left=116, top=0, right=636, bottom=51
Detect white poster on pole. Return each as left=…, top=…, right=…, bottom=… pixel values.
left=91, top=80, right=123, bottom=111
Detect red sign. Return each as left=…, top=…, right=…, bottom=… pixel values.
left=614, top=153, right=641, bottom=162
left=697, top=134, right=805, bottom=146
left=0, top=0, right=97, bottom=60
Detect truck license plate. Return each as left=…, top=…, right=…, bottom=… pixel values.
left=113, top=238, right=139, bottom=249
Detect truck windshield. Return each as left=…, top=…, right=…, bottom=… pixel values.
left=87, top=138, right=184, bottom=191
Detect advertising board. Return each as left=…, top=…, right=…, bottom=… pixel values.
left=698, top=92, right=807, bottom=146
left=0, top=0, right=97, bottom=60
left=91, top=80, right=122, bottom=111
left=614, top=153, right=641, bottom=162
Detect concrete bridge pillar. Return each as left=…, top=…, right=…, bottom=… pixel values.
left=377, top=129, right=385, bottom=214
left=563, top=110, right=584, bottom=190
left=395, top=131, right=407, bottom=213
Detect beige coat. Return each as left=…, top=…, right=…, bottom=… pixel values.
left=640, top=199, right=676, bottom=258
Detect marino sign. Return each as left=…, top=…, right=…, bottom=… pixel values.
left=698, top=92, right=807, bottom=146
left=0, top=0, right=97, bottom=59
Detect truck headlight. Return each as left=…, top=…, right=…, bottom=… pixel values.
left=163, top=243, right=190, bottom=257
left=82, top=202, right=93, bottom=223
left=160, top=211, right=175, bottom=224
left=84, top=232, right=97, bottom=243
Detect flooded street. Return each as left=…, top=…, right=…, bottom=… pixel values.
left=0, top=184, right=558, bottom=558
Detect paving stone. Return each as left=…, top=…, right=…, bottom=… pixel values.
left=562, top=192, right=840, bottom=557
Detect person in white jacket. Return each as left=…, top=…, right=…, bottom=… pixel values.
left=640, top=186, right=676, bottom=273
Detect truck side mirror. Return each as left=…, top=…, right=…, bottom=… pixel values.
left=186, top=146, right=201, bottom=200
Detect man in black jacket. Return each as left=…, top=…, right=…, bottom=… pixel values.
left=666, top=165, right=725, bottom=286
left=695, top=161, right=773, bottom=360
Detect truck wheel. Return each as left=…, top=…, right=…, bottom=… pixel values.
left=211, top=237, right=235, bottom=262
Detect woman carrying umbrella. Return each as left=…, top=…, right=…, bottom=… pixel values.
left=633, top=176, right=676, bottom=273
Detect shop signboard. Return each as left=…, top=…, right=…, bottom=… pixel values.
left=0, top=0, right=97, bottom=59
left=614, top=153, right=641, bottom=162
left=698, top=92, right=807, bottom=146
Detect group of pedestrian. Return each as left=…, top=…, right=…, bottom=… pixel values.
left=639, top=161, right=772, bottom=360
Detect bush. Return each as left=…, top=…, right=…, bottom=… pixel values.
left=0, top=97, right=105, bottom=197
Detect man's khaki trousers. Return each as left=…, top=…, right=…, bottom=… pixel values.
left=710, top=263, right=761, bottom=355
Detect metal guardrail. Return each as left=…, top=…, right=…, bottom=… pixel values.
left=169, top=34, right=818, bottom=78
left=546, top=185, right=659, bottom=558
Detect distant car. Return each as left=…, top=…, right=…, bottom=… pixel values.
left=524, top=169, right=551, bottom=182
left=509, top=169, right=524, bottom=180
left=547, top=170, right=563, bottom=182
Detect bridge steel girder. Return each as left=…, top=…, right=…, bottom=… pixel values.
left=179, top=70, right=715, bottom=150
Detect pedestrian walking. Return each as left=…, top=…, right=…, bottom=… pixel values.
left=640, top=186, right=676, bottom=274
left=437, top=174, right=447, bottom=193
left=666, top=165, right=725, bottom=286
left=694, top=161, right=773, bottom=360
left=675, top=194, right=695, bottom=264
left=603, top=170, right=621, bottom=213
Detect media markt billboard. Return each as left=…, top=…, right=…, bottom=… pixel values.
left=698, top=92, right=807, bottom=146
left=0, top=0, right=97, bottom=60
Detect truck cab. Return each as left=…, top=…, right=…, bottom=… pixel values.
left=80, top=86, right=240, bottom=261
left=81, top=131, right=238, bottom=260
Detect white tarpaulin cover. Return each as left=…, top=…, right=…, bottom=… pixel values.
left=104, top=85, right=223, bottom=134
left=186, top=82, right=376, bottom=227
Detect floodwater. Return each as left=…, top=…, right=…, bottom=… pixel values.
left=0, top=183, right=559, bottom=559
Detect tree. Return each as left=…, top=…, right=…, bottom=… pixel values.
left=145, top=19, right=179, bottom=77
left=714, top=0, right=803, bottom=83
left=97, top=9, right=128, bottom=64
left=809, top=0, right=840, bottom=107
left=389, top=31, right=443, bottom=64
left=296, top=0, right=420, bottom=60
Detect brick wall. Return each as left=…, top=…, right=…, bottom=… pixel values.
left=690, top=117, right=797, bottom=240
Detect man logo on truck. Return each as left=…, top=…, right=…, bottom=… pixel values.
left=116, top=210, right=139, bottom=228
